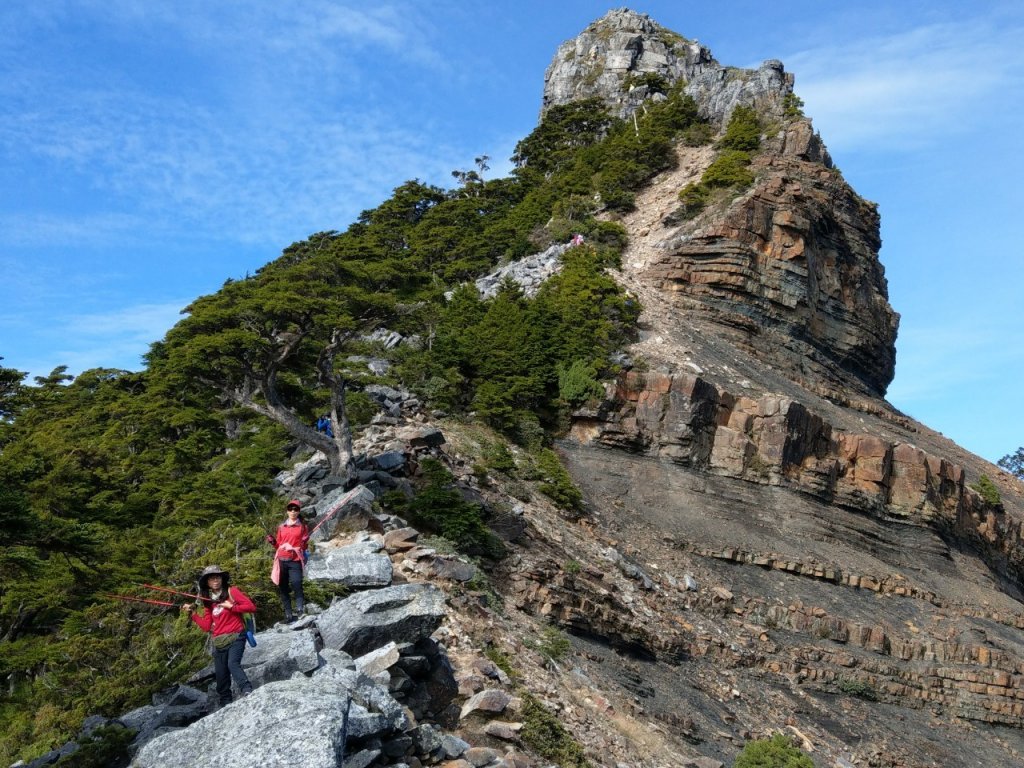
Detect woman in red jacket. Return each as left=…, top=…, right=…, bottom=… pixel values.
left=182, top=564, right=256, bottom=707
left=267, top=499, right=309, bottom=623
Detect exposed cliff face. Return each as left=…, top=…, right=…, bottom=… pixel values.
left=543, top=8, right=793, bottom=123
left=517, top=9, right=1024, bottom=768
left=645, top=121, right=899, bottom=399
left=543, top=9, right=898, bottom=400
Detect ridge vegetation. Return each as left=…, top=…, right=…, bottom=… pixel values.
left=0, top=85, right=710, bottom=763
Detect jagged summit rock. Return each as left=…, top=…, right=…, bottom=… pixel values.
left=543, top=8, right=793, bottom=123
left=541, top=8, right=898, bottom=400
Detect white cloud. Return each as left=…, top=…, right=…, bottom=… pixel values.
left=0, top=1, right=469, bottom=254
left=13, top=300, right=188, bottom=379
left=785, top=18, right=1024, bottom=153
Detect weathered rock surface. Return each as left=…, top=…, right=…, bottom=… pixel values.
left=644, top=135, right=898, bottom=399
left=543, top=8, right=793, bottom=123
left=133, top=676, right=356, bottom=768
left=570, top=370, right=1024, bottom=583
left=306, top=535, right=394, bottom=588
left=309, top=485, right=377, bottom=542
left=317, top=583, right=448, bottom=656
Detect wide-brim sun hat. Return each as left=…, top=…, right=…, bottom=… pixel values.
left=198, top=564, right=229, bottom=581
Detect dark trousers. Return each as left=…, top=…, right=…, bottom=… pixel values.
left=278, top=558, right=305, bottom=615
left=213, top=635, right=251, bottom=704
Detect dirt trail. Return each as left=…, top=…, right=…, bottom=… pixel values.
left=605, top=145, right=718, bottom=373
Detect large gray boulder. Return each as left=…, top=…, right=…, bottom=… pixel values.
left=189, top=627, right=320, bottom=693
left=306, top=535, right=393, bottom=588
left=239, top=627, right=320, bottom=687
left=309, top=485, right=376, bottom=542
left=317, top=583, right=446, bottom=656
left=132, top=676, right=353, bottom=768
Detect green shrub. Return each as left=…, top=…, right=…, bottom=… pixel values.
left=734, top=734, right=814, bottom=768
left=678, top=182, right=710, bottom=216
left=536, top=626, right=572, bottom=662
left=463, top=568, right=504, bottom=612
left=54, top=724, right=134, bottom=767
left=344, top=390, right=377, bottom=427
left=837, top=677, right=878, bottom=701
left=783, top=93, right=805, bottom=118
left=681, top=121, right=715, bottom=146
left=557, top=360, right=603, bottom=407
left=564, top=559, right=581, bottom=575
left=521, top=692, right=589, bottom=768
left=623, top=71, right=670, bottom=94
left=483, top=645, right=516, bottom=678
left=718, top=105, right=762, bottom=152
left=703, top=150, right=754, bottom=189
left=388, top=458, right=506, bottom=559
left=536, top=449, right=583, bottom=512
left=484, top=441, right=518, bottom=475
left=971, top=474, right=1002, bottom=507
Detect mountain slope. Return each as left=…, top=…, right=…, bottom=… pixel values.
left=481, top=8, right=1024, bottom=767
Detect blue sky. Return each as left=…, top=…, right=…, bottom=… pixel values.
left=1, top=1, right=1022, bottom=463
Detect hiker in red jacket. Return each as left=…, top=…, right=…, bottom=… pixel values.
left=182, top=565, right=256, bottom=706
left=266, top=499, right=309, bottom=623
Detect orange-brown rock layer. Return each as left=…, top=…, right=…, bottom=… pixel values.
left=572, top=369, right=1024, bottom=581
left=646, top=121, right=899, bottom=399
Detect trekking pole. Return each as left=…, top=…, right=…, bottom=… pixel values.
left=104, top=593, right=177, bottom=608
left=139, top=583, right=214, bottom=603
left=337, top=696, right=352, bottom=765
left=233, top=468, right=264, bottom=517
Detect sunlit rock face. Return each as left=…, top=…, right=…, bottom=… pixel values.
left=542, top=8, right=793, bottom=124
left=542, top=8, right=898, bottom=400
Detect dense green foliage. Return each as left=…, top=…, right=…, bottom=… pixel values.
left=970, top=474, right=1002, bottom=508
left=717, top=105, right=762, bottom=152
left=520, top=692, right=590, bottom=768
left=383, top=458, right=506, bottom=559
left=536, top=449, right=584, bottom=512
left=837, top=677, right=879, bottom=700
left=0, top=84, right=712, bottom=763
left=998, top=447, right=1024, bottom=479
left=676, top=104, right=763, bottom=219
left=733, top=734, right=814, bottom=768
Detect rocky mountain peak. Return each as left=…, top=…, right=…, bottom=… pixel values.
left=540, top=10, right=898, bottom=401
left=543, top=7, right=794, bottom=124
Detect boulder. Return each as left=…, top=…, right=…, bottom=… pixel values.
left=310, top=485, right=376, bottom=542
left=133, top=677, right=355, bottom=768
left=238, top=627, right=320, bottom=687
left=460, top=689, right=512, bottom=719
left=355, top=641, right=401, bottom=678
left=306, top=542, right=394, bottom=589
left=383, top=527, right=420, bottom=553
left=317, top=584, right=447, bottom=657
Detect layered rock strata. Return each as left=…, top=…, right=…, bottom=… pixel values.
left=571, top=369, right=1024, bottom=581
left=656, top=133, right=897, bottom=397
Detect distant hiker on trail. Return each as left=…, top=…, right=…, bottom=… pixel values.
left=182, top=565, right=256, bottom=707
left=266, top=499, right=309, bottom=623
left=315, top=414, right=334, bottom=438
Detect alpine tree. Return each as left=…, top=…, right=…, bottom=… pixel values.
left=998, top=447, right=1024, bottom=480
left=160, top=245, right=396, bottom=477
left=0, top=359, right=27, bottom=423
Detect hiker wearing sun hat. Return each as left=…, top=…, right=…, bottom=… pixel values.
left=182, top=565, right=256, bottom=706
left=266, top=499, right=310, bottom=623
